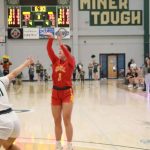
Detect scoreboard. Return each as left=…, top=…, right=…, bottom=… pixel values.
left=58, top=6, right=69, bottom=27
left=8, top=6, right=70, bottom=28
left=7, top=4, right=70, bottom=39
left=21, top=6, right=57, bottom=27
left=8, top=6, right=20, bottom=27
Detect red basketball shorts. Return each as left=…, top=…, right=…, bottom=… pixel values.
left=51, top=88, right=74, bottom=105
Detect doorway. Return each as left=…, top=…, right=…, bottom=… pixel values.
left=99, top=53, right=125, bottom=79
left=108, top=55, right=117, bottom=78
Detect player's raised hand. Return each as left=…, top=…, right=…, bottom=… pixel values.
left=45, top=32, right=54, bottom=39
left=57, top=31, right=63, bottom=46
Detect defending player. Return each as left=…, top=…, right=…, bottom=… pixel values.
left=0, top=58, right=34, bottom=150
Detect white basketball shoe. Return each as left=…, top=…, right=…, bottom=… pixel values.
left=55, top=141, right=63, bottom=150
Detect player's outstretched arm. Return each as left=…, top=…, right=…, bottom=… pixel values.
left=57, top=32, right=75, bottom=67
left=46, top=32, right=58, bottom=63
left=7, top=58, right=34, bottom=81
left=57, top=32, right=63, bottom=46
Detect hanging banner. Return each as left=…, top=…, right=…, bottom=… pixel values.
left=79, top=0, right=142, bottom=26
left=23, top=28, right=39, bottom=39
left=39, top=28, right=54, bottom=39
left=54, top=28, right=70, bottom=39
left=8, top=28, right=23, bottom=39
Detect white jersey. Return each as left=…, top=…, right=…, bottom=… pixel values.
left=0, top=76, right=11, bottom=111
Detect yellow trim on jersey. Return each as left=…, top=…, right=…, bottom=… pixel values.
left=70, top=89, right=74, bottom=103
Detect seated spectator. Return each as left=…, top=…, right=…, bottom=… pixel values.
left=136, top=67, right=144, bottom=89
left=128, top=59, right=136, bottom=69
left=126, top=68, right=138, bottom=88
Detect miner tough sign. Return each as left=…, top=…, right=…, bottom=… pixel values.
left=79, top=0, right=142, bottom=25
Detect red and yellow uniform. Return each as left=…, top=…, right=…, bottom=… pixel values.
left=47, top=38, right=75, bottom=105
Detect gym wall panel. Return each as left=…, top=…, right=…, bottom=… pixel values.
left=78, top=0, right=143, bottom=36
left=0, top=0, right=4, bottom=26
left=6, top=39, right=72, bottom=80
left=78, top=36, right=143, bottom=79
left=2, top=0, right=147, bottom=79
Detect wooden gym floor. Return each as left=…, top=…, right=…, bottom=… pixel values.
left=5, top=80, right=150, bottom=150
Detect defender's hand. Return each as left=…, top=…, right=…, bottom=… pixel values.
left=24, top=58, right=34, bottom=67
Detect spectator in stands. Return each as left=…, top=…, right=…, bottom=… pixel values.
left=136, top=67, right=144, bottom=89
left=0, top=55, right=12, bottom=76
left=35, top=60, right=42, bottom=81
left=76, top=62, right=83, bottom=80
left=93, top=60, right=100, bottom=80
left=40, top=65, right=44, bottom=81
left=128, top=59, right=134, bottom=69
left=142, top=57, right=149, bottom=91
left=16, top=72, right=23, bottom=85
left=73, top=66, right=77, bottom=82
left=143, top=57, right=150, bottom=94
left=88, top=62, right=93, bottom=80
left=80, top=68, right=85, bottom=84
left=28, top=63, right=34, bottom=81
left=126, top=68, right=138, bottom=88
left=44, top=69, right=49, bottom=82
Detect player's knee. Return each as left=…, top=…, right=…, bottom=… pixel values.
left=54, top=116, right=62, bottom=126
left=63, top=116, right=71, bottom=126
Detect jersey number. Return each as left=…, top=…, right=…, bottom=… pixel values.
left=0, top=88, right=4, bottom=96
left=58, top=73, right=62, bottom=81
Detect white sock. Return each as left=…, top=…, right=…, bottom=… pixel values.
left=67, top=142, right=73, bottom=150
left=56, top=141, right=61, bottom=146
left=67, top=142, right=73, bottom=147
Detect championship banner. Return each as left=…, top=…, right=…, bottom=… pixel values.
left=23, top=28, right=39, bottom=39
left=8, top=28, right=23, bottom=39
left=39, top=28, right=54, bottom=39
left=54, top=28, right=70, bottom=39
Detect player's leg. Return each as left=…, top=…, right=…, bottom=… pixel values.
left=62, top=103, right=73, bottom=142
left=51, top=105, right=62, bottom=141
left=62, top=90, right=74, bottom=150
left=62, top=103, right=73, bottom=150
left=0, top=138, right=20, bottom=150
left=51, top=105, right=63, bottom=150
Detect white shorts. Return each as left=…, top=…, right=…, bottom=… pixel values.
left=0, top=111, right=20, bottom=140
